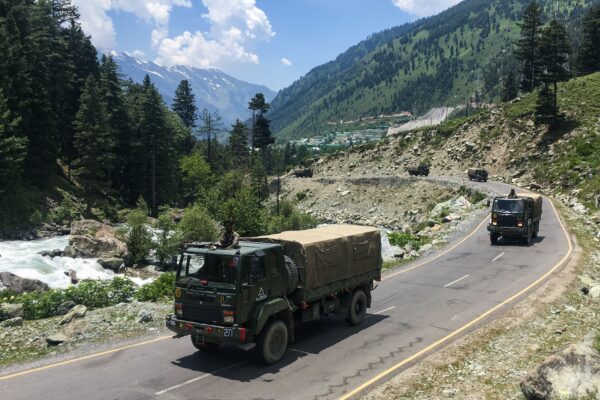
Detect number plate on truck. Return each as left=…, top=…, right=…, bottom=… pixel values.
left=224, top=328, right=233, bottom=338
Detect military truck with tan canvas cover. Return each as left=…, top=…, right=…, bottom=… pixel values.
left=166, top=225, right=382, bottom=364
left=488, top=192, right=542, bottom=245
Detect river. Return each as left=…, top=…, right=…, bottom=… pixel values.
left=0, top=236, right=120, bottom=289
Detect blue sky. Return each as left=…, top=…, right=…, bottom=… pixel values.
left=72, top=0, right=462, bottom=91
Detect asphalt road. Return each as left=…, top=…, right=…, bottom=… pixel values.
left=0, top=180, right=572, bottom=400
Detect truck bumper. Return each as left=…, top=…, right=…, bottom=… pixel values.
left=487, top=225, right=526, bottom=237
left=166, top=315, right=247, bottom=345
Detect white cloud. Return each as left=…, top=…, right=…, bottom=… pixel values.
left=72, top=0, right=192, bottom=49
left=281, top=57, right=292, bottom=66
left=132, top=49, right=146, bottom=58
left=155, top=0, right=275, bottom=68
left=392, top=0, right=462, bottom=17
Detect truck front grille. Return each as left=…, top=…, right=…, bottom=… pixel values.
left=497, top=215, right=517, bottom=227
left=182, top=305, right=222, bottom=324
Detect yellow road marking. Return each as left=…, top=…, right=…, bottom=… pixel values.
left=383, top=215, right=489, bottom=280
left=0, top=335, right=171, bottom=381
left=339, top=198, right=573, bottom=400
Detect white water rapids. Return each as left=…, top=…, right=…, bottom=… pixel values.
left=0, top=236, right=146, bottom=289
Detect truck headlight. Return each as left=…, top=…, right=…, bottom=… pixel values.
left=517, top=220, right=523, bottom=227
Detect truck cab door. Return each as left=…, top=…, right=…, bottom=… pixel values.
left=241, top=255, right=267, bottom=304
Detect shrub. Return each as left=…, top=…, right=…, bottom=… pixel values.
left=178, top=203, right=220, bottom=243
left=154, top=209, right=182, bottom=266
left=135, top=272, right=175, bottom=302
left=388, top=232, right=430, bottom=251
left=296, top=191, right=307, bottom=201
left=126, top=209, right=153, bottom=265
left=13, top=277, right=137, bottom=320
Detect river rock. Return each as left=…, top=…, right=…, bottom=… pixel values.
left=55, top=300, right=76, bottom=316
left=63, top=245, right=76, bottom=258
left=98, top=257, right=125, bottom=272
left=59, top=304, right=87, bottom=325
left=68, top=220, right=127, bottom=259
left=46, top=333, right=68, bottom=346
left=0, top=303, right=24, bottom=320
left=0, top=272, right=50, bottom=294
left=0, top=317, right=23, bottom=327
left=520, top=332, right=600, bottom=400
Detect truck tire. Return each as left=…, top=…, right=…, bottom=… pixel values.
left=191, top=336, right=219, bottom=352
left=532, top=222, right=539, bottom=238
left=525, top=229, right=532, bottom=245
left=346, top=289, right=367, bottom=326
left=257, top=319, right=288, bottom=365
left=490, top=233, right=499, bottom=245
left=284, top=255, right=299, bottom=294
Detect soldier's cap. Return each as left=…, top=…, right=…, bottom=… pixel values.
left=224, top=219, right=235, bottom=225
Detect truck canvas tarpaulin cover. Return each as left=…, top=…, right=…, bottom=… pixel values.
left=251, top=225, right=381, bottom=296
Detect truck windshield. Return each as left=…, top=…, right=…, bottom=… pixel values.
left=494, top=199, right=524, bottom=213
left=179, top=254, right=237, bottom=284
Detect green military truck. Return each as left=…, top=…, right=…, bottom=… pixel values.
left=292, top=168, right=313, bottom=178
left=488, top=192, right=542, bottom=245
left=166, top=225, right=382, bottom=364
left=467, top=168, right=488, bottom=182
left=407, top=164, right=430, bottom=176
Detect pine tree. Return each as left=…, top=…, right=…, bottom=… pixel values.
left=501, top=70, right=518, bottom=102
left=539, top=19, right=571, bottom=112
left=172, top=80, right=197, bottom=129
left=535, top=83, right=557, bottom=124
left=0, top=89, right=28, bottom=195
left=73, top=76, right=112, bottom=211
left=515, top=1, right=544, bottom=93
left=228, top=119, right=249, bottom=170
left=248, top=93, right=270, bottom=148
left=198, top=108, right=221, bottom=167
left=576, top=4, right=600, bottom=76
left=99, top=54, right=129, bottom=193
left=250, top=154, right=268, bottom=207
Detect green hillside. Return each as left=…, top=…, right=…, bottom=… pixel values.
left=270, top=0, right=596, bottom=140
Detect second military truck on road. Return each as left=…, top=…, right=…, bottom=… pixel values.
left=488, top=192, right=543, bottom=245
left=407, top=164, right=430, bottom=176
left=167, top=225, right=382, bottom=364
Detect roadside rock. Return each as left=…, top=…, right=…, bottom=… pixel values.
left=0, top=303, right=24, bottom=320
left=59, top=304, right=87, bottom=325
left=0, top=272, right=50, bottom=294
left=55, top=300, right=76, bottom=316
left=136, top=309, right=153, bottom=323
left=0, top=317, right=23, bottom=327
left=589, top=285, right=600, bottom=298
left=98, top=257, right=125, bottom=272
left=68, top=220, right=127, bottom=259
left=46, top=333, right=68, bottom=346
left=520, top=333, right=600, bottom=400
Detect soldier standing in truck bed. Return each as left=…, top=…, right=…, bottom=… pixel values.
left=212, top=220, right=240, bottom=249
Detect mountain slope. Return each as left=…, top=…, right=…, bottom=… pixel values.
left=112, top=52, right=276, bottom=127
left=269, top=0, right=596, bottom=140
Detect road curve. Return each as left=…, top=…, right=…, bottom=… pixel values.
left=0, top=179, right=572, bottom=400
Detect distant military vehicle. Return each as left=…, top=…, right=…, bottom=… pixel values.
left=468, top=168, right=488, bottom=182
left=292, top=168, right=313, bottom=178
left=488, top=192, right=542, bottom=245
left=407, top=164, right=430, bottom=176
left=167, top=225, right=382, bottom=365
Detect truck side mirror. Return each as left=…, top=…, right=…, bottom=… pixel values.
left=486, top=199, right=491, bottom=208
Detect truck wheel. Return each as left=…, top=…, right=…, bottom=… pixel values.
left=284, top=255, right=299, bottom=295
left=257, top=319, right=288, bottom=365
left=490, top=233, right=499, bottom=245
left=347, top=289, right=367, bottom=326
left=191, top=336, right=220, bottom=352
left=525, top=230, right=532, bottom=245
left=532, top=222, right=539, bottom=238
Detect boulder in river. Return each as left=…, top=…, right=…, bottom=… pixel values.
left=0, top=272, right=50, bottom=294
left=68, top=220, right=127, bottom=259
left=98, top=257, right=125, bottom=272
left=521, top=332, right=600, bottom=399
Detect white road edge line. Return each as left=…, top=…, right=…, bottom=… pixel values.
left=443, top=274, right=470, bottom=288
left=492, top=252, right=505, bottom=262
left=374, top=306, right=396, bottom=315
left=155, top=361, right=246, bottom=396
